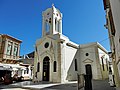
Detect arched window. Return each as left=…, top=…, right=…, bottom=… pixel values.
left=53, top=61, right=57, bottom=72
left=58, top=21, right=60, bottom=32
left=106, top=58, right=108, bottom=71
left=75, top=59, right=77, bottom=71
left=55, top=18, right=58, bottom=32
left=26, top=67, right=29, bottom=74
left=45, top=22, right=50, bottom=33
left=37, top=62, right=40, bottom=72
left=101, top=57, right=105, bottom=71
left=35, top=46, right=37, bottom=52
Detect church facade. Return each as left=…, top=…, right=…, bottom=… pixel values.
left=33, top=5, right=109, bottom=83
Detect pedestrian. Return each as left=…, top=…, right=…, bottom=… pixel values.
left=34, top=72, right=38, bottom=83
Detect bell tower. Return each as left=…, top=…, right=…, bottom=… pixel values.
left=42, top=4, right=62, bottom=37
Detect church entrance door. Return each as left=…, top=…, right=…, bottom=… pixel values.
left=85, top=64, right=92, bottom=78
left=43, top=56, right=50, bottom=81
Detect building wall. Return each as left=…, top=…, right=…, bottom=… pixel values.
left=61, top=43, right=78, bottom=82
left=0, top=34, right=23, bottom=82
left=34, top=36, right=62, bottom=82
left=3, top=37, right=20, bottom=60
left=34, top=34, right=78, bottom=83
left=0, top=34, right=21, bottom=62
left=79, top=45, right=99, bottom=79
left=98, top=48, right=109, bottom=79
left=21, top=66, right=33, bottom=80
left=34, top=38, right=109, bottom=82
left=0, top=35, right=3, bottom=61
left=103, top=0, right=120, bottom=87
left=66, top=49, right=80, bottom=81
left=0, top=35, right=5, bottom=61
left=78, top=43, right=109, bottom=80
left=109, top=0, right=120, bottom=76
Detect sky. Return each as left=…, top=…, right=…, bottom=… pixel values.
left=0, top=0, right=110, bottom=56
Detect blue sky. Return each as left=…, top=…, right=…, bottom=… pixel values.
left=0, top=0, right=110, bottom=55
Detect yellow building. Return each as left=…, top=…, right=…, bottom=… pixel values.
left=0, top=34, right=23, bottom=78
left=0, top=34, right=22, bottom=63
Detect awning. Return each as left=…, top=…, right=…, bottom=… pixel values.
left=0, top=64, right=12, bottom=71
left=0, top=63, right=25, bottom=71
left=12, top=68, right=18, bottom=70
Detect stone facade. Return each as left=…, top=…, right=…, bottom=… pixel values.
left=103, top=0, right=120, bottom=87
left=33, top=5, right=109, bottom=83
left=0, top=34, right=22, bottom=63
left=80, top=43, right=109, bottom=80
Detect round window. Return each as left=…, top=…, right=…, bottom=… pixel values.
left=86, top=53, right=89, bottom=56
left=44, top=42, right=49, bottom=48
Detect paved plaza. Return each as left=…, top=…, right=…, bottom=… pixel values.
left=0, top=80, right=116, bottom=90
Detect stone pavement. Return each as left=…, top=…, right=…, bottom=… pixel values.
left=0, top=81, right=77, bottom=90
left=115, top=87, right=120, bottom=90
left=1, top=88, right=29, bottom=90
left=92, top=80, right=116, bottom=90
left=0, top=80, right=117, bottom=90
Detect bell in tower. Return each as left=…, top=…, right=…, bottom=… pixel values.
left=42, top=4, right=62, bottom=37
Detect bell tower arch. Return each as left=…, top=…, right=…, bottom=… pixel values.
left=42, top=4, right=62, bottom=37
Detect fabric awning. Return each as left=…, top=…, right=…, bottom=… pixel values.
left=0, top=63, right=25, bottom=71
left=0, top=64, right=12, bottom=71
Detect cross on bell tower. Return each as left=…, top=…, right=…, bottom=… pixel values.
left=42, top=4, right=62, bottom=37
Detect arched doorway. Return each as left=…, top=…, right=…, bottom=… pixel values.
left=85, top=64, right=92, bottom=79
left=43, top=56, right=50, bottom=81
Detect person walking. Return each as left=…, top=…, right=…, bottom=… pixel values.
left=34, top=72, right=38, bottom=83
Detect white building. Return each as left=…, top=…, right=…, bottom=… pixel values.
left=103, top=0, right=120, bottom=87
left=33, top=5, right=109, bottom=83
left=19, top=52, right=34, bottom=80
left=80, top=43, right=109, bottom=80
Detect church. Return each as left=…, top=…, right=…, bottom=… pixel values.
left=33, top=5, right=110, bottom=83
